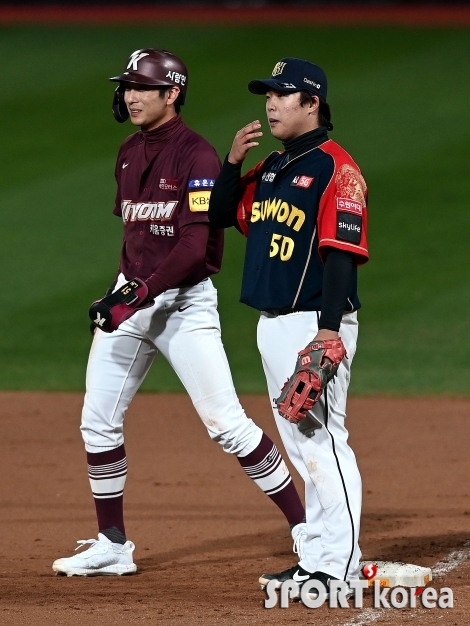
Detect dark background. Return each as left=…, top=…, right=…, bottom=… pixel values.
left=1, top=1, right=470, bottom=5
left=1, top=5, right=469, bottom=395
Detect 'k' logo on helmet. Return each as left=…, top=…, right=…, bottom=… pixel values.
left=272, top=61, right=287, bottom=77
left=127, top=51, right=150, bottom=71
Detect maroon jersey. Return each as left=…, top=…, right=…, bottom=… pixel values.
left=113, top=115, right=223, bottom=285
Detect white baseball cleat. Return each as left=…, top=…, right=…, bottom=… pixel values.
left=291, top=521, right=307, bottom=561
left=52, top=533, right=137, bottom=576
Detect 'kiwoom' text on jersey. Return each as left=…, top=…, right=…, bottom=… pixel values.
left=236, top=138, right=369, bottom=312
left=114, top=115, right=223, bottom=286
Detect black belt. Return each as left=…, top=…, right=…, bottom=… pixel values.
left=265, top=308, right=356, bottom=316
left=265, top=308, right=307, bottom=316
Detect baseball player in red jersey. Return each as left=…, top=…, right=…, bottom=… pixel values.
left=209, top=57, right=369, bottom=601
left=52, top=49, right=306, bottom=577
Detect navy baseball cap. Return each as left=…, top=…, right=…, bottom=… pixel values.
left=248, top=57, right=327, bottom=101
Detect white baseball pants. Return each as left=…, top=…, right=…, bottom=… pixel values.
left=81, top=276, right=263, bottom=456
left=257, top=310, right=362, bottom=582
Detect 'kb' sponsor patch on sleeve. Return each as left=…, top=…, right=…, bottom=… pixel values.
left=189, top=190, right=211, bottom=212
left=336, top=211, right=362, bottom=244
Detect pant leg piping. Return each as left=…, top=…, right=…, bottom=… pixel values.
left=323, top=383, right=356, bottom=581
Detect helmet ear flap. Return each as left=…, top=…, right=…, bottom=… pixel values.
left=112, top=86, right=128, bottom=123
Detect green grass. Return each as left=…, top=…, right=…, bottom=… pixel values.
left=0, top=25, right=469, bottom=393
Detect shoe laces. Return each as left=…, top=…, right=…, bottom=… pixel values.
left=74, top=538, right=100, bottom=551
left=293, top=528, right=308, bottom=561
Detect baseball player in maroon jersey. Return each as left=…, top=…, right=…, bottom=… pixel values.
left=52, top=49, right=306, bottom=577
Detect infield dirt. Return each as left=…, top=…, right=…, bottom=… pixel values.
left=0, top=393, right=468, bottom=625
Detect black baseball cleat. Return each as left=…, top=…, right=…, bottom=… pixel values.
left=259, top=563, right=312, bottom=591
left=301, top=570, right=353, bottom=601
left=259, top=565, right=353, bottom=602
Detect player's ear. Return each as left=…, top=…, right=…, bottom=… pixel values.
left=167, top=86, right=181, bottom=107
left=308, top=95, right=320, bottom=115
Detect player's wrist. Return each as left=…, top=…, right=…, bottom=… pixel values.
left=224, top=154, right=243, bottom=169
left=313, top=329, right=339, bottom=341
left=227, top=151, right=244, bottom=165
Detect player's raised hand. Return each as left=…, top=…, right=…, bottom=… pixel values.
left=228, top=121, right=263, bottom=165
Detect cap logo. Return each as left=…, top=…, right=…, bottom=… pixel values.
left=127, top=51, right=149, bottom=71
left=303, top=77, right=320, bottom=89
left=272, top=61, right=286, bottom=77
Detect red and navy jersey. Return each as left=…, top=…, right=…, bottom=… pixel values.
left=113, top=115, right=223, bottom=284
left=236, top=139, right=368, bottom=311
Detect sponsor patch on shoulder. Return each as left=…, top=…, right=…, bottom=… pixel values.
left=159, top=178, right=178, bottom=191
left=336, top=211, right=362, bottom=244
left=336, top=197, right=363, bottom=215
left=188, top=178, right=215, bottom=189
left=189, top=190, right=211, bottom=212
left=291, top=175, right=314, bottom=188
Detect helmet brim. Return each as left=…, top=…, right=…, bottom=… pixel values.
left=109, top=71, right=176, bottom=88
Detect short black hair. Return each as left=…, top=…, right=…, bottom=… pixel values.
left=298, top=90, right=333, bottom=131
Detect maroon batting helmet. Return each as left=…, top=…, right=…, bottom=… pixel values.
left=109, top=48, right=188, bottom=123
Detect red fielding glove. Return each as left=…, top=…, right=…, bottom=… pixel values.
left=275, top=338, right=347, bottom=424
